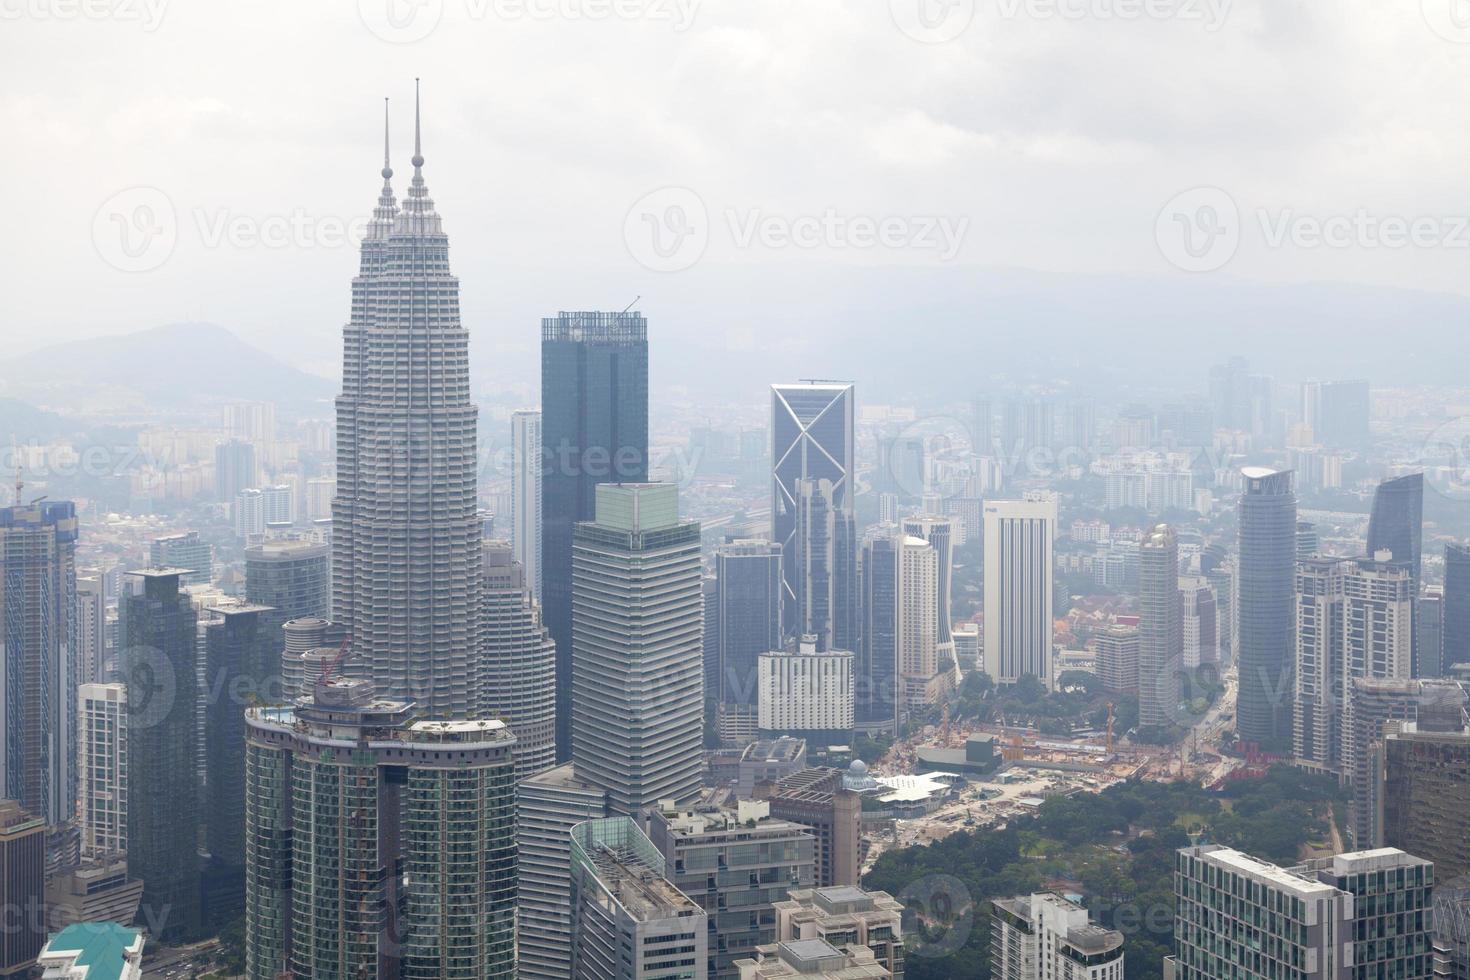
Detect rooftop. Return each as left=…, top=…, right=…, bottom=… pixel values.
left=40, top=922, right=144, bottom=980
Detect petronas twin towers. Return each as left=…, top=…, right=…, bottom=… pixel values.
left=332, top=85, right=483, bottom=719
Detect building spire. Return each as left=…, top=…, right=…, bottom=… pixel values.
left=398, top=76, right=442, bottom=236
left=367, top=97, right=399, bottom=242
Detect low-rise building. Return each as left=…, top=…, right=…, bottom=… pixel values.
left=37, top=923, right=144, bottom=980
left=773, top=886, right=903, bottom=978
left=735, top=939, right=889, bottom=979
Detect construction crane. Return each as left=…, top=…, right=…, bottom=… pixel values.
left=317, top=635, right=353, bottom=688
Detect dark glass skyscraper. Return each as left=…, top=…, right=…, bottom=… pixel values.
left=1444, top=543, right=1470, bottom=673
left=714, top=541, right=783, bottom=711
left=1366, top=473, right=1423, bottom=583
left=1237, top=468, right=1297, bottom=747
left=120, top=568, right=200, bottom=942
left=541, top=311, right=649, bottom=762
left=859, top=531, right=899, bottom=733
left=1139, top=525, right=1181, bottom=730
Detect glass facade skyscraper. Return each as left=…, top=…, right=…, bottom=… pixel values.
left=1237, top=467, right=1297, bottom=747
left=858, top=530, right=899, bottom=733
left=541, top=311, right=649, bottom=762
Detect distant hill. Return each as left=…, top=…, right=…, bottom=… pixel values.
left=0, top=322, right=336, bottom=417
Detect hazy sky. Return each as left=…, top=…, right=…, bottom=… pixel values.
left=6, top=0, right=1470, bottom=380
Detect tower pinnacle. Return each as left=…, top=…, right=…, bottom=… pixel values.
left=412, top=77, right=424, bottom=169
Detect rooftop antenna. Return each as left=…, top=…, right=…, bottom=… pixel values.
left=620, top=296, right=641, bottom=315
left=10, top=437, right=19, bottom=506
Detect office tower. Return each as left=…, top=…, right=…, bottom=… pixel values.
left=1171, top=845, right=1433, bottom=980
left=37, top=924, right=144, bottom=980
left=983, top=493, right=1057, bottom=689
left=755, top=769, right=861, bottom=890
left=896, top=534, right=939, bottom=713
left=245, top=683, right=519, bottom=980
left=1302, top=379, right=1371, bottom=450
left=0, top=801, right=45, bottom=977
left=649, top=805, right=817, bottom=980
left=1342, top=553, right=1414, bottom=683
left=902, top=516, right=955, bottom=669
left=771, top=382, right=856, bottom=654
left=331, top=97, right=483, bottom=719
left=715, top=541, right=784, bottom=741
left=202, top=603, right=274, bottom=926
left=858, top=531, right=898, bottom=733
left=1447, top=544, right=1470, bottom=675
left=517, top=764, right=612, bottom=980
left=1180, top=577, right=1217, bottom=669
left=510, top=409, right=543, bottom=602
left=990, top=893, right=1124, bottom=980
left=1237, top=467, right=1297, bottom=747
left=648, top=800, right=817, bottom=979
left=0, top=500, right=77, bottom=839
left=1138, top=525, right=1181, bottom=729
left=215, top=439, right=257, bottom=502
left=149, top=531, right=211, bottom=586
left=76, top=574, right=105, bottom=686
left=1367, top=472, right=1424, bottom=587
left=119, top=568, right=200, bottom=942
left=1419, top=587, right=1445, bottom=678
left=1204, top=559, right=1236, bottom=667
left=233, top=488, right=265, bottom=540
left=1296, top=520, right=1319, bottom=560
left=1384, top=721, right=1470, bottom=882
left=480, top=540, right=556, bottom=779
left=542, top=311, right=649, bottom=762
left=953, top=622, right=979, bottom=669
left=569, top=817, right=708, bottom=980
left=244, top=538, right=329, bottom=625
left=1094, top=624, right=1140, bottom=695
left=1295, top=557, right=1347, bottom=768
left=572, top=483, right=702, bottom=814
left=758, top=637, right=855, bottom=738
left=772, top=886, right=904, bottom=978
left=77, top=683, right=126, bottom=860
left=1345, top=678, right=1467, bottom=848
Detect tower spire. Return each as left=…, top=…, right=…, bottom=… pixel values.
left=398, top=76, right=441, bottom=236
left=413, top=77, right=423, bottom=170
left=368, top=97, right=399, bottom=242
left=384, top=96, right=392, bottom=175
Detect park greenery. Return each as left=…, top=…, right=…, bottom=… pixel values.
left=863, top=765, right=1343, bottom=980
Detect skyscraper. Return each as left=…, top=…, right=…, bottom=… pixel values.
left=244, top=681, right=519, bottom=980
left=330, top=86, right=482, bottom=718
left=1094, top=624, right=1139, bottom=695
left=215, top=439, right=257, bottom=502
left=119, top=568, right=200, bottom=942
left=0, top=801, right=45, bottom=978
left=480, top=540, right=556, bottom=779
left=983, top=493, right=1057, bottom=689
left=1445, top=543, right=1470, bottom=674
left=571, top=483, right=703, bottom=814
left=1295, top=556, right=1347, bottom=768
left=1366, top=471, right=1423, bottom=585
left=1138, top=525, right=1181, bottom=729
left=1237, top=467, right=1296, bottom=747
left=0, top=499, right=78, bottom=836
left=77, top=682, right=126, bottom=861
left=1302, top=378, right=1371, bottom=450
left=1383, top=720, right=1470, bottom=883
left=149, top=531, right=212, bottom=586
left=714, top=540, right=783, bottom=741
left=771, top=383, right=856, bottom=653
left=244, top=539, right=329, bottom=624
left=510, top=409, right=543, bottom=602
left=903, top=516, right=955, bottom=671
left=858, top=530, right=899, bottom=733
left=896, top=534, right=939, bottom=713
left=990, top=893, right=1124, bottom=980
left=541, top=311, right=649, bottom=761
left=76, top=573, right=105, bottom=686
left=1179, top=576, right=1217, bottom=669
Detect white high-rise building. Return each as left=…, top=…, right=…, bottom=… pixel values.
left=902, top=516, right=955, bottom=670
left=261, top=484, right=293, bottom=526
left=990, top=893, right=1124, bottom=980
left=1138, top=525, right=1180, bottom=729
left=896, top=535, right=940, bottom=713
left=233, top=489, right=265, bottom=540
left=511, top=410, right=543, bottom=602
left=758, top=636, right=855, bottom=734
left=78, top=683, right=126, bottom=860
left=76, top=574, right=106, bottom=686
left=480, top=540, right=556, bottom=779
left=223, top=401, right=276, bottom=445
left=983, top=493, right=1057, bottom=689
